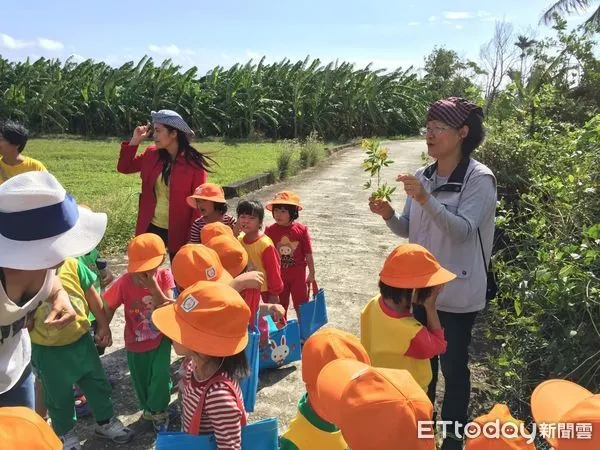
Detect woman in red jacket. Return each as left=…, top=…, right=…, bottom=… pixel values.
left=117, top=110, right=213, bottom=259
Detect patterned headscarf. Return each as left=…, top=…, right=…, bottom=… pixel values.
left=426, top=97, right=484, bottom=128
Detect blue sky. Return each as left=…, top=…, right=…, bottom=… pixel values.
left=0, top=0, right=593, bottom=73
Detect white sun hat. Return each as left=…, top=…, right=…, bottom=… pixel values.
left=0, top=171, right=108, bottom=270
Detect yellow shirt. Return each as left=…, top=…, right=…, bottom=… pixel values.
left=360, top=295, right=432, bottom=391
left=238, top=233, right=275, bottom=292
left=0, top=156, right=46, bottom=184
left=30, top=258, right=93, bottom=346
left=152, top=176, right=169, bottom=229
left=280, top=393, right=347, bottom=450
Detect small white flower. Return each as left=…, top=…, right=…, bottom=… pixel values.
left=569, top=330, right=578, bottom=337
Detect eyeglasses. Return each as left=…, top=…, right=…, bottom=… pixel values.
left=421, top=126, right=451, bottom=136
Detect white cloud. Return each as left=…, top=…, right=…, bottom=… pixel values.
left=1, top=33, right=64, bottom=52
left=408, top=21, right=421, bottom=26
left=444, top=11, right=473, bottom=20
left=455, top=25, right=464, bottom=30
left=37, top=38, right=64, bottom=51
left=428, top=16, right=438, bottom=22
left=1, top=33, right=33, bottom=50
left=148, top=44, right=195, bottom=57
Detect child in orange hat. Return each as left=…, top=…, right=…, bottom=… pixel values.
left=361, top=243, right=455, bottom=392
left=265, top=191, right=315, bottom=317
left=236, top=199, right=284, bottom=304
left=172, top=241, right=285, bottom=330
left=152, top=281, right=251, bottom=448
left=0, top=406, right=62, bottom=449
left=530, top=379, right=600, bottom=449
left=465, top=404, right=535, bottom=449
left=280, top=328, right=371, bottom=450
left=103, top=233, right=175, bottom=432
left=187, top=183, right=237, bottom=243
left=316, top=359, right=436, bottom=450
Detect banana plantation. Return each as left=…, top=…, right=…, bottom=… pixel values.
left=0, top=55, right=428, bottom=140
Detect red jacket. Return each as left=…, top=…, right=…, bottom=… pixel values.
left=117, top=142, right=206, bottom=254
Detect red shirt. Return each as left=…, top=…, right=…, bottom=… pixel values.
left=103, top=268, right=175, bottom=352
left=117, top=142, right=206, bottom=254
left=378, top=298, right=447, bottom=359
left=265, top=222, right=313, bottom=270
left=180, top=359, right=246, bottom=450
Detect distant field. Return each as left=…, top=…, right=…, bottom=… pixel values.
left=26, top=138, right=319, bottom=254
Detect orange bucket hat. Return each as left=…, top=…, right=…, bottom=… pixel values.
left=379, top=243, right=456, bottom=288
left=205, top=235, right=248, bottom=278
left=265, top=191, right=303, bottom=211
left=316, top=359, right=435, bottom=450
left=171, top=244, right=233, bottom=290
left=0, top=406, right=62, bottom=449
left=466, top=404, right=535, bottom=450
left=152, top=280, right=250, bottom=356
left=186, top=183, right=226, bottom=208
left=301, top=328, right=371, bottom=419
left=531, top=379, right=600, bottom=449
left=127, top=233, right=166, bottom=273
left=200, top=222, right=235, bottom=243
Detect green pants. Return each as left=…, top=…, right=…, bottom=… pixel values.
left=31, top=333, right=114, bottom=436
left=127, top=337, right=172, bottom=414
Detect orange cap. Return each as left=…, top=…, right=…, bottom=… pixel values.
left=171, top=244, right=233, bottom=290
left=531, top=379, right=600, bottom=449
left=266, top=191, right=303, bottom=211
left=152, top=280, right=250, bottom=356
left=186, top=183, right=226, bottom=208
left=316, top=359, right=435, bottom=450
left=200, top=222, right=235, bottom=243
left=379, top=243, right=456, bottom=288
left=466, top=404, right=535, bottom=450
left=127, top=233, right=166, bottom=273
left=302, top=328, right=371, bottom=420
left=0, top=406, right=62, bottom=449
left=205, top=235, right=248, bottom=277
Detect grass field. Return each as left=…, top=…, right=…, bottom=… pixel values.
left=26, top=138, right=325, bottom=254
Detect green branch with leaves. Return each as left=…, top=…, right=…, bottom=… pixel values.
left=361, top=139, right=396, bottom=202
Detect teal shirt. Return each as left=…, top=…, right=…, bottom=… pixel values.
left=279, top=392, right=341, bottom=450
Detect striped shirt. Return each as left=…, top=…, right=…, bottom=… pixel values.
left=189, top=215, right=237, bottom=243
left=180, top=359, right=246, bottom=450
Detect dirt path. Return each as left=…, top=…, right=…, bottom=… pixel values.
left=77, top=140, right=488, bottom=448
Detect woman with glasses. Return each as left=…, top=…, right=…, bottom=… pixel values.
left=369, top=97, right=496, bottom=450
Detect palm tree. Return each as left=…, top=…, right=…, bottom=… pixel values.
left=542, top=0, right=600, bottom=26
left=514, top=35, right=537, bottom=81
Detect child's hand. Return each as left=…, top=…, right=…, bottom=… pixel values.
left=231, top=271, right=264, bottom=292
left=422, top=284, right=444, bottom=310
left=306, top=272, right=315, bottom=284
left=94, top=324, right=113, bottom=348
left=232, top=222, right=241, bottom=237
left=268, top=304, right=285, bottom=322
left=100, top=271, right=114, bottom=288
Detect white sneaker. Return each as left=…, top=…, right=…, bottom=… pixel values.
left=60, top=430, right=82, bottom=450
left=94, top=417, right=133, bottom=443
